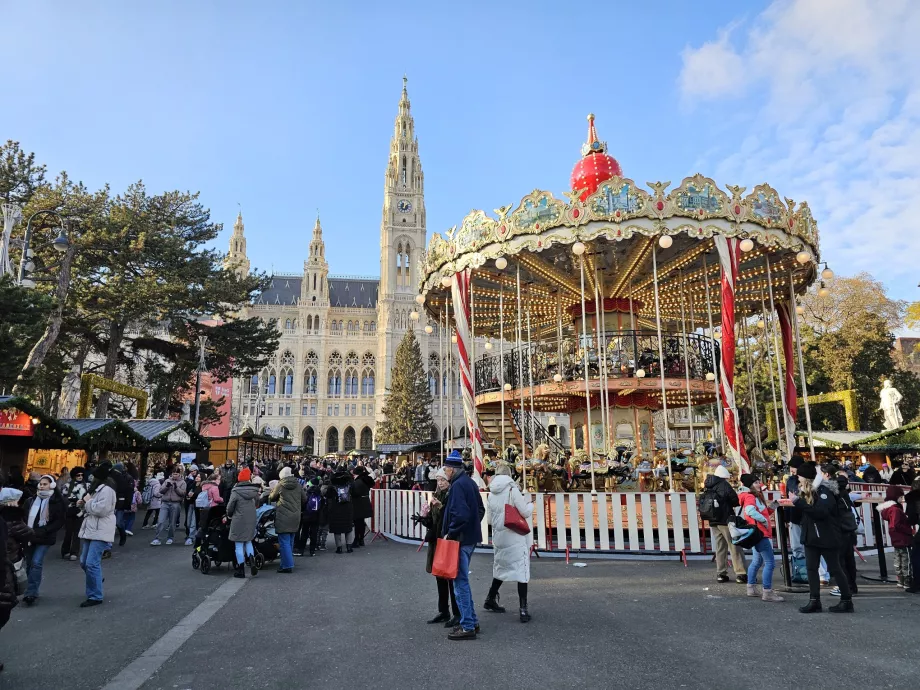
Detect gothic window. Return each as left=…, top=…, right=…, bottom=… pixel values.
left=343, top=426, right=356, bottom=452
left=285, top=319, right=291, bottom=330
left=345, top=351, right=359, bottom=367
left=306, top=315, right=313, bottom=331
left=361, top=369, right=375, bottom=396
left=304, top=368, right=318, bottom=395
left=326, top=427, right=339, bottom=453
left=280, top=367, right=294, bottom=395
left=280, top=350, right=295, bottom=367
left=339, top=320, right=344, bottom=332
left=302, top=426, right=315, bottom=454
left=313, top=274, right=317, bottom=291
left=279, top=426, right=290, bottom=439
left=401, top=156, right=407, bottom=185
left=264, top=369, right=277, bottom=395
left=360, top=427, right=373, bottom=450
left=327, top=350, right=343, bottom=397
left=305, top=350, right=318, bottom=366
left=404, top=248, right=410, bottom=284
left=344, top=368, right=359, bottom=397
left=369, top=321, right=376, bottom=333
left=245, top=374, right=258, bottom=395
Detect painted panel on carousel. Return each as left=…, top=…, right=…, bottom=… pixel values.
left=511, top=191, right=564, bottom=233
left=586, top=178, right=649, bottom=221
left=745, top=184, right=787, bottom=229
left=670, top=174, right=728, bottom=220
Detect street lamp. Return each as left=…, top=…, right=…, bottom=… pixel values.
left=17, top=209, right=71, bottom=287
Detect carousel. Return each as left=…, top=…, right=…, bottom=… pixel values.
left=417, top=115, right=824, bottom=493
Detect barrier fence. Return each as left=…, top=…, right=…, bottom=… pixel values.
left=370, top=486, right=899, bottom=558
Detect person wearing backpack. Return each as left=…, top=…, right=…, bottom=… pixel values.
left=351, top=466, right=375, bottom=549
left=701, top=465, right=747, bottom=584
left=325, top=467, right=355, bottom=554
left=738, top=474, right=783, bottom=603
left=296, top=476, right=325, bottom=556
left=268, top=466, right=304, bottom=573
left=141, top=473, right=163, bottom=530
left=832, top=471, right=861, bottom=597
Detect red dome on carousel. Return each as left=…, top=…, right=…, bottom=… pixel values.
left=570, top=113, right=622, bottom=201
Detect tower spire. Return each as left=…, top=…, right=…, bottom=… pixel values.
left=226, top=210, right=250, bottom=278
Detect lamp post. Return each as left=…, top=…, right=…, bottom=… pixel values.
left=192, top=335, right=209, bottom=429
left=17, top=209, right=71, bottom=287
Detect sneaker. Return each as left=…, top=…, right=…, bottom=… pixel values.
left=830, top=586, right=842, bottom=597
left=184, top=539, right=193, bottom=546
left=444, top=615, right=460, bottom=628
left=293, top=550, right=304, bottom=557
left=150, top=539, right=161, bottom=546
left=761, top=589, right=784, bottom=603
left=69, top=555, right=77, bottom=561
left=716, top=573, right=730, bottom=583
left=735, top=574, right=748, bottom=584
left=166, top=539, right=174, bottom=545
left=79, top=599, right=103, bottom=608
left=447, top=628, right=477, bottom=641
left=746, top=584, right=761, bottom=598
left=125, top=530, right=134, bottom=536
left=101, top=550, right=111, bottom=559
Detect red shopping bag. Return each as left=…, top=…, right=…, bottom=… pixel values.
left=431, top=538, right=460, bottom=580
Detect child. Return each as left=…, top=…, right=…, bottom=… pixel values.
left=879, top=486, right=913, bottom=588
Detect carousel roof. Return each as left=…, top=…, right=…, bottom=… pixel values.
left=571, top=114, right=622, bottom=201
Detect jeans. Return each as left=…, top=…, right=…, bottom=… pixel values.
left=143, top=508, right=159, bottom=527
left=234, top=540, right=254, bottom=565
left=711, top=524, right=746, bottom=575
left=25, top=544, right=51, bottom=598
left=747, top=537, right=776, bottom=589
left=115, top=509, right=126, bottom=532
left=452, top=544, right=479, bottom=631
left=80, top=539, right=109, bottom=601
left=186, top=506, right=198, bottom=540
left=278, top=533, right=295, bottom=569
left=123, top=511, right=136, bottom=533
left=155, top=502, right=181, bottom=540
left=805, top=546, right=850, bottom=600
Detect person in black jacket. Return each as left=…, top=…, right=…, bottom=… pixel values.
left=793, top=464, right=853, bottom=613
left=834, top=471, right=860, bottom=597
left=325, top=468, right=354, bottom=554
left=703, top=465, right=747, bottom=583
left=351, top=467, right=375, bottom=549
left=889, top=460, right=916, bottom=488
left=22, top=475, right=65, bottom=605
left=904, top=477, right=920, bottom=594
left=111, top=463, right=134, bottom=547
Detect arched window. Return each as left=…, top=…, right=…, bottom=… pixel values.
left=343, top=426, right=356, bottom=452
left=327, top=427, right=339, bottom=453
left=264, top=369, right=277, bottom=395
left=396, top=241, right=403, bottom=286
left=280, top=368, right=294, bottom=395
left=360, top=427, right=373, bottom=450
left=369, top=321, right=376, bottom=334
left=430, top=424, right=440, bottom=441
left=428, top=353, right=440, bottom=396
left=303, top=367, right=317, bottom=395
left=305, top=350, right=318, bottom=366
left=401, top=156, right=407, bottom=184
left=344, top=368, right=359, bottom=397
left=306, top=315, right=312, bottom=331
left=327, top=351, right=343, bottom=397
left=246, top=374, right=258, bottom=395
left=285, top=319, right=291, bottom=330
left=302, top=426, right=315, bottom=454
left=363, top=321, right=369, bottom=332
left=361, top=352, right=376, bottom=396
left=279, top=426, right=290, bottom=439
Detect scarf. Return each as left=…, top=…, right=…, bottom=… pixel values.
left=29, top=490, right=53, bottom=528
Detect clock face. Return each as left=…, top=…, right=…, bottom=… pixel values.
left=397, top=199, right=412, bottom=213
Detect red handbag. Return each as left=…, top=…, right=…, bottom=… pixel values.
left=431, top=538, right=460, bottom=579
left=504, top=486, right=530, bottom=535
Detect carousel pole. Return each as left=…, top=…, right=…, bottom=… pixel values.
left=651, top=244, right=674, bottom=491
left=516, top=265, right=527, bottom=459
left=789, top=268, right=816, bottom=463
left=678, top=271, right=695, bottom=451
left=702, top=256, right=726, bottom=450
left=440, top=300, right=445, bottom=460
left=578, top=253, right=596, bottom=494
left=760, top=286, right=784, bottom=456
left=526, top=303, right=536, bottom=490
left=740, top=315, right=764, bottom=461
left=766, top=257, right=792, bottom=461
left=500, top=284, right=506, bottom=453
left=556, top=291, right=563, bottom=381
left=447, top=298, right=452, bottom=451
left=594, top=260, right=609, bottom=455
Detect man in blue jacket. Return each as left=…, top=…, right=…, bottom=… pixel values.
left=441, top=450, right=483, bottom=640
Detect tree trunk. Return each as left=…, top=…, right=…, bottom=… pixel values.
left=12, top=243, right=76, bottom=396
left=95, top=320, right=125, bottom=418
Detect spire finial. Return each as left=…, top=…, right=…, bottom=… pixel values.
left=581, top=112, right=607, bottom=157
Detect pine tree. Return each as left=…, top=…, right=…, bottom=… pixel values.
left=377, top=328, right=433, bottom=444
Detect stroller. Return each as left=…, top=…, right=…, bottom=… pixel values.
left=253, top=504, right=279, bottom=567
left=192, top=505, right=235, bottom=575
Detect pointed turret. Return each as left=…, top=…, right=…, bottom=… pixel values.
left=570, top=113, right=622, bottom=201
left=226, top=211, right=250, bottom=278
left=303, top=211, right=328, bottom=303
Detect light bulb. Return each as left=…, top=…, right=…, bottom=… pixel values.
left=821, top=267, right=834, bottom=280
left=415, top=294, right=425, bottom=305
left=441, top=275, right=453, bottom=288
left=572, top=241, right=586, bottom=256
left=739, top=238, right=754, bottom=252
left=796, top=250, right=812, bottom=264
left=636, top=368, right=646, bottom=378
left=495, top=257, right=508, bottom=270
left=795, top=305, right=805, bottom=316
left=503, top=383, right=512, bottom=391
left=553, top=373, right=562, bottom=382
left=548, top=416, right=557, bottom=426
left=658, top=235, right=673, bottom=249
left=818, top=285, right=829, bottom=298
left=706, top=372, right=715, bottom=381
left=451, top=334, right=458, bottom=344
left=410, top=310, right=419, bottom=320
left=757, top=319, right=766, bottom=329
left=484, top=341, right=493, bottom=350
left=713, top=330, right=722, bottom=340
left=424, top=324, right=433, bottom=334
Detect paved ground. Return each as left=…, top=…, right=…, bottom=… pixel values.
left=2, top=533, right=918, bottom=690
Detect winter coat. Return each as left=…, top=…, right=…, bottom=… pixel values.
left=860, top=465, right=883, bottom=484
left=879, top=501, right=913, bottom=548
left=738, top=489, right=773, bottom=539
left=302, top=482, right=326, bottom=524
left=159, top=477, right=186, bottom=503
left=201, top=479, right=223, bottom=508
left=793, top=480, right=843, bottom=550
left=905, top=489, right=920, bottom=529
left=111, top=469, right=134, bottom=512
left=146, top=479, right=163, bottom=509
left=269, top=477, right=304, bottom=534
left=1, top=505, right=29, bottom=564
left=351, top=473, right=374, bottom=521
left=0, top=516, right=17, bottom=620
left=424, top=487, right=450, bottom=573
left=889, top=468, right=916, bottom=487
left=702, top=474, right=739, bottom=526
left=487, top=475, right=533, bottom=583
left=441, top=470, right=484, bottom=546
left=784, top=474, right=803, bottom=525
left=23, top=491, right=66, bottom=546
left=62, top=480, right=88, bottom=518
left=78, top=481, right=117, bottom=542
left=227, top=481, right=259, bottom=542
left=325, top=471, right=355, bottom=535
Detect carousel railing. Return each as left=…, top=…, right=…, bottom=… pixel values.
left=474, top=330, right=719, bottom=394
left=510, top=407, right=566, bottom=459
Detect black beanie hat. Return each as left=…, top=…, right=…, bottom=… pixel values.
left=789, top=455, right=805, bottom=469
left=797, top=463, right=817, bottom=480
left=740, top=473, right=757, bottom=488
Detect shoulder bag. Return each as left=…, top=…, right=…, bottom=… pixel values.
left=503, top=484, right=530, bottom=536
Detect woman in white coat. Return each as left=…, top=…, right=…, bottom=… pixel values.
left=484, top=462, right=534, bottom=622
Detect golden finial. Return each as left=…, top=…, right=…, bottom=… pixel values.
left=587, top=113, right=595, bottom=121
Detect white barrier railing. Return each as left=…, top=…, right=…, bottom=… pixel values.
left=371, top=488, right=893, bottom=556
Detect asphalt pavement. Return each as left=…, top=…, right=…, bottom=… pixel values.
left=1, top=532, right=918, bottom=690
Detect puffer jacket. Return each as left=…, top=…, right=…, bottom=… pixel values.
left=351, top=472, right=374, bottom=521
left=702, top=474, right=739, bottom=525
left=793, top=479, right=843, bottom=550
left=23, top=491, right=66, bottom=546
left=201, top=479, right=223, bottom=507
left=268, top=476, right=304, bottom=534
left=227, top=481, right=259, bottom=542
left=78, top=480, right=117, bottom=542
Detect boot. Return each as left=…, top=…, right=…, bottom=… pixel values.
left=346, top=545, right=354, bottom=554
left=761, top=589, right=784, bottom=603
left=483, top=593, right=506, bottom=613
left=427, top=612, right=450, bottom=624
left=246, top=556, right=258, bottom=577
left=799, top=598, right=822, bottom=614
left=896, top=575, right=905, bottom=588
left=828, top=599, right=854, bottom=613
left=746, top=584, right=762, bottom=598
left=233, top=563, right=245, bottom=579
left=118, top=527, right=127, bottom=547
left=444, top=614, right=460, bottom=628
left=519, top=596, right=531, bottom=623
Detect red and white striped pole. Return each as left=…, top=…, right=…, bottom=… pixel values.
left=451, top=269, right=485, bottom=485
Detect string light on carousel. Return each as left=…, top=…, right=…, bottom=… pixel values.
left=418, top=112, right=823, bottom=493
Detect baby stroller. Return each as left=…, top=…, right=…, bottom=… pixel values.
left=192, top=505, right=235, bottom=575
left=252, top=504, right=279, bottom=567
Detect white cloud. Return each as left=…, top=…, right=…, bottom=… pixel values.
left=679, top=0, right=920, bottom=299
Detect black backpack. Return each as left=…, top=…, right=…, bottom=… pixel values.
left=698, top=487, right=721, bottom=521
left=837, top=496, right=858, bottom=533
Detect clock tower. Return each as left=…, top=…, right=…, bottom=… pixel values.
left=377, top=77, right=428, bottom=402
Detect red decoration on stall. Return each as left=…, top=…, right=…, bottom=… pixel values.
left=0, top=409, right=34, bottom=437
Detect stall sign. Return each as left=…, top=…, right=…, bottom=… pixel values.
left=0, top=409, right=34, bottom=437
left=167, top=429, right=191, bottom=444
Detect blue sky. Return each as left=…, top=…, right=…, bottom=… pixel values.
left=3, top=0, right=918, bottom=307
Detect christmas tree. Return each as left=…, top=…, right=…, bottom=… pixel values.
left=377, top=327, right=434, bottom=444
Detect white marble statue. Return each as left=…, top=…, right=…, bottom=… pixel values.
left=181, top=399, right=191, bottom=422
left=879, top=379, right=903, bottom=431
